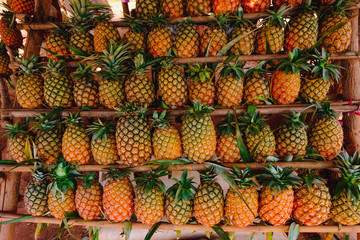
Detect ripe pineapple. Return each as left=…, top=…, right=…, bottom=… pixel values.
left=216, top=57, right=245, bottom=107
left=152, top=111, right=182, bottom=160
left=72, top=63, right=99, bottom=108
left=75, top=172, right=102, bottom=220
left=284, top=4, right=318, bottom=51
left=300, top=48, right=341, bottom=102
left=87, top=119, right=119, bottom=165
left=187, top=63, right=215, bottom=106
left=34, top=113, right=62, bottom=165
left=134, top=166, right=167, bottom=225
left=62, top=112, right=92, bottom=165
left=194, top=167, right=224, bottom=227
left=293, top=171, right=331, bottom=226
left=147, top=14, right=172, bottom=58
left=44, top=24, right=69, bottom=60
left=115, top=102, right=152, bottom=166
left=200, top=15, right=228, bottom=57
left=242, top=0, right=270, bottom=13
left=4, top=122, right=28, bottom=163
left=216, top=112, right=241, bottom=163
left=123, top=16, right=147, bottom=52
left=15, top=56, right=44, bottom=109
left=255, top=6, right=288, bottom=54
left=43, top=59, right=73, bottom=108
left=238, top=106, right=275, bottom=162
left=213, top=0, right=241, bottom=14
left=225, top=166, right=258, bottom=227
left=24, top=165, right=49, bottom=216
left=0, top=41, right=12, bottom=77
left=243, top=61, right=270, bottom=105
left=125, top=54, right=155, bottom=105
left=308, top=102, right=343, bottom=160
left=330, top=150, right=360, bottom=225
left=271, top=48, right=310, bottom=104
left=182, top=101, right=216, bottom=163
left=186, top=0, right=211, bottom=16
left=0, top=6, right=22, bottom=49
left=103, top=168, right=134, bottom=222
left=162, top=0, right=184, bottom=18
left=47, top=160, right=81, bottom=219
left=258, top=164, right=301, bottom=226
left=158, top=59, right=188, bottom=107
left=165, top=170, right=196, bottom=225
left=275, top=111, right=308, bottom=158
left=174, top=19, right=200, bottom=58
left=273, top=0, right=304, bottom=9
left=7, top=0, right=34, bottom=14
left=136, top=0, right=158, bottom=18
left=319, top=0, right=352, bottom=53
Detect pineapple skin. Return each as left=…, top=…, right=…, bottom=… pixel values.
left=135, top=186, right=165, bottom=225
left=165, top=195, right=193, bottom=225
left=0, top=18, right=23, bottom=49
left=44, top=74, right=73, bottom=108
left=275, top=122, right=307, bottom=158
left=91, top=133, right=119, bottom=165
left=242, top=0, right=270, bottom=13
left=152, top=125, right=182, bottom=160
left=75, top=182, right=103, bottom=220
left=16, top=74, right=44, bottom=109
left=271, top=70, right=301, bottom=105
left=48, top=189, right=76, bottom=220
left=216, top=75, right=244, bottom=107
left=125, top=74, right=155, bottom=106
left=273, top=0, right=304, bottom=9
left=73, top=78, right=99, bottom=108
left=8, top=0, right=35, bottom=14
left=186, top=0, right=211, bottom=16
left=9, top=133, right=27, bottom=163
left=174, top=23, right=200, bottom=58
left=162, top=0, right=185, bottom=18
left=245, top=125, right=275, bottom=162
left=99, top=78, right=125, bottom=109
left=217, top=134, right=241, bottom=163
left=255, top=25, right=284, bottom=55
left=300, top=77, right=331, bottom=102
left=330, top=193, right=360, bottom=225
left=212, top=0, right=241, bottom=14
left=243, top=73, right=270, bottom=105
left=24, top=180, right=48, bottom=216
left=136, top=0, right=158, bottom=18
left=229, top=25, right=255, bottom=56
left=45, top=33, right=69, bottom=60
left=36, top=128, right=62, bottom=165
left=188, top=81, right=215, bottom=106
left=124, top=30, right=146, bottom=52
left=0, top=46, right=12, bottom=77
left=200, top=27, right=227, bottom=57
left=70, top=31, right=94, bottom=59
left=147, top=27, right=172, bottom=58
left=94, top=22, right=121, bottom=52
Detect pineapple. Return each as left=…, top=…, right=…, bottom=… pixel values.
left=216, top=57, right=245, bottom=107
left=319, top=0, right=352, bottom=53
left=123, top=16, right=147, bottom=52
left=330, top=150, right=360, bottom=225
left=103, top=168, right=134, bottom=222
left=87, top=119, right=119, bottom=165
left=273, top=0, right=304, bottom=9
left=134, top=166, right=167, bottom=225
left=186, top=0, right=211, bottom=16
left=284, top=4, right=318, bottom=51
left=0, top=6, right=22, bottom=49
left=216, top=112, right=241, bottom=163
left=24, top=165, right=49, bottom=216
left=43, top=59, right=73, bottom=108
left=44, top=24, right=69, bottom=60
left=4, top=122, right=28, bottom=163
left=255, top=6, right=288, bottom=54
left=125, top=54, right=155, bottom=105
left=162, top=0, right=184, bottom=18
left=243, top=61, right=270, bottom=105
left=239, top=106, right=275, bottom=162
left=194, top=167, right=224, bottom=227
left=293, top=171, right=331, bottom=226
left=225, top=166, right=258, bottom=227
left=62, top=112, right=92, bottom=165
left=34, top=113, right=62, bottom=165
left=187, top=63, right=215, bottom=106
left=174, top=19, right=200, bottom=58
left=15, top=56, right=44, bottom=109
left=75, top=172, right=102, bottom=220
left=115, top=102, right=152, bottom=166
left=182, top=101, right=216, bottom=163
left=136, top=0, right=158, bottom=18
left=275, top=111, right=308, bottom=158
left=165, top=170, right=196, bottom=225
left=242, top=0, right=270, bottom=13
left=158, top=59, right=188, bottom=107
left=271, top=48, right=310, bottom=104
left=47, top=160, right=81, bottom=219
left=258, top=164, right=301, bottom=226
left=300, top=48, right=341, bottom=102
left=200, top=15, right=228, bottom=57
left=147, top=14, right=173, bottom=58
left=212, top=0, right=241, bottom=14
left=308, top=102, right=343, bottom=160
left=152, top=111, right=182, bottom=160
left=0, top=41, right=12, bottom=77
left=72, top=63, right=99, bottom=109
left=7, top=0, right=34, bottom=14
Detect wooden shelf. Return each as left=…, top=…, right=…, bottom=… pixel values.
left=0, top=212, right=357, bottom=233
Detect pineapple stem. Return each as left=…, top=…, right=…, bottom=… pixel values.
left=266, top=232, right=273, bottom=240
left=176, top=230, right=181, bottom=240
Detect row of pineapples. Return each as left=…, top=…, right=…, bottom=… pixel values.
left=5, top=101, right=343, bottom=167
left=25, top=150, right=360, bottom=229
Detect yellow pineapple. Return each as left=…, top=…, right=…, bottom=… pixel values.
left=174, top=19, right=200, bottom=58
left=4, top=122, right=29, bottom=163
left=147, top=14, right=173, bottom=58
left=243, top=61, right=270, bottom=105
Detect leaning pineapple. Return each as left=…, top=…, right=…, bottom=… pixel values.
left=134, top=166, right=167, bottom=224
left=15, top=56, right=44, bottom=109
left=200, top=15, right=228, bottom=57
left=4, top=122, right=29, bottom=163
left=174, top=19, right=200, bottom=58
left=0, top=6, right=23, bottom=49
left=0, top=41, right=12, bottom=77
left=123, top=16, right=147, bottom=52
left=258, top=164, right=301, bottom=226
left=44, top=24, right=69, bottom=60
left=182, top=101, right=217, bottom=163
left=152, top=111, right=182, bottom=160
left=243, top=61, right=270, bottom=105
left=186, top=0, right=211, bottom=16
left=147, top=14, right=173, bottom=58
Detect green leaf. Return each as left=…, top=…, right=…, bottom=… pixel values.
left=144, top=222, right=164, bottom=240
left=212, top=226, right=230, bottom=240
left=124, top=221, right=132, bottom=240
left=0, top=215, right=32, bottom=224
left=288, top=222, right=300, bottom=240
left=34, top=223, right=47, bottom=240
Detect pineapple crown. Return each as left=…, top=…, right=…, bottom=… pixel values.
left=187, top=63, right=214, bottom=83
left=15, top=56, right=42, bottom=75
left=134, top=166, right=168, bottom=194
left=124, top=15, right=148, bottom=33
left=31, top=164, right=49, bottom=183
left=72, top=63, right=94, bottom=80
left=167, top=170, right=196, bottom=203
left=0, top=4, right=16, bottom=26
left=185, top=100, right=214, bottom=118
left=309, top=48, right=342, bottom=82
left=238, top=105, right=268, bottom=136
left=199, top=166, right=218, bottom=183
left=80, top=172, right=99, bottom=189
left=245, top=61, right=270, bottom=78
left=228, top=6, right=254, bottom=28
left=219, top=56, right=245, bottom=81
left=63, top=112, right=83, bottom=126
left=151, top=110, right=173, bottom=129
left=87, top=118, right=115, bottom=142
left=48, top=23, right=70, bottom=38
left=92, top=5, right=113, bottom=23
left=208, top=14, right=229, bottom=30
left=160, top=57, right=177, bottom=69
left=34, top=112, right=61, bottom=131
left=320, top=0, right=353, bottom=19
left=299, top=170, right=327, bottom=190
left=115, top=101, right=148, bottom=117
left=146, top=13, right=170, bottom=29
left=262, top=5, right=289, bottom=28
left=217, top=112, right=236, bottom=136
left=105, top=167, right=131, bottom=179
left=331, top=149, right=360, bottom=202
left=281, top=111, right=307, bottom=131
left=231, top=166, right=258, bottom=188
left=276, top=48, right=311, bottom=74
left=3, top=122, right=28, bottom=139
left=131, top=53, right=161, bottom=76
left=257, top=164, right=301, bottom=194
left=315, top=101, right=339, bottom=120
left=45, top=59, right=68, bottom=75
